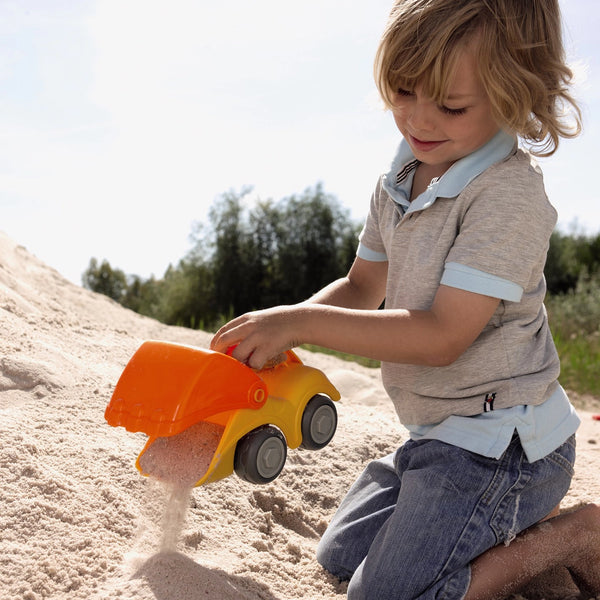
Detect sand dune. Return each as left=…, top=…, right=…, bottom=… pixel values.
left=1, top=230, right=598, bottom=600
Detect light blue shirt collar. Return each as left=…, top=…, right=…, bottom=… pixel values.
left=382, top=129, right=517, bottom=215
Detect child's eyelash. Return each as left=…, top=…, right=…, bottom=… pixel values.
left=440, top=105, right=467, bottom=116
left=397, top=88, right=467, bottom=116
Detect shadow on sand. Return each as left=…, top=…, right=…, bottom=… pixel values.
left=131, top=551, right=281, bottom=600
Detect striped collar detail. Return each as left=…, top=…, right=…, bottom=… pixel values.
left=396, top=160, right=419, bottom=186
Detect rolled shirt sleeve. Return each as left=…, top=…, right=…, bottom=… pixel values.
left=441, top=262, right=523, bottom=301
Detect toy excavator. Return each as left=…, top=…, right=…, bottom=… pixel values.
left=105, top=341, right=340, bottom=487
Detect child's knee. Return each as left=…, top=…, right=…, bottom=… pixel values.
left=315, top=534, right=333, bottom=570
left=316, top=531, right=354, bottom=580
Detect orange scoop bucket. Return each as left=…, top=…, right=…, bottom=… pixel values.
left=105, top=340, right=268, bottom=438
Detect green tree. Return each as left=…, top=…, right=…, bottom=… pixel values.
left=121, top=274, right=162, bottom=318
left=273, top=183, right=357, bottom=303
left=156, top=260, right=216, bottom=329
left=545, top=230, right=600, bottom=294
left=82, top=258, right=127, bottom=302
left=207, top=187, right=254, bottom=316
left=83, top=183, right=361, bottom=330
left=182, top=184, right=360, bottom=325
left=244, top=199, right=281, bottom=309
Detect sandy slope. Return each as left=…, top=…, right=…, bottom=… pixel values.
left=0, top=231, right=598, bottom=600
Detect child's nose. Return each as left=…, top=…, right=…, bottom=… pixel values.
left=408, top=101, right=436, bottom=132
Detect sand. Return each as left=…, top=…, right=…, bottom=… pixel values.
left=138, top=421, right=225, bottom=487
left=0, top=229, right=598, bottom=600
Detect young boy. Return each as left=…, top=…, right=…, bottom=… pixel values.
left=212, top=1, right=600, bottom=597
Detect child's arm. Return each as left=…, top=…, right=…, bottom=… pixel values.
left=210, top=257, right=499, bottom=370
left=305, top=257, right=388, bottom=310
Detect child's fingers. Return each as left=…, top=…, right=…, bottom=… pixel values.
left=262, top=353, right=287, bottom=369
left=210, top=317, right=245, bottom=352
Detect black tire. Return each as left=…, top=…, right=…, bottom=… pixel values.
left=300, top=394, right=337, bottom=450
left=234, top=425, right=287, bottom=484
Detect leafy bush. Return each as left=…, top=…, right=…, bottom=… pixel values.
left=545, top=230, right=600, bottom=295
left=546, top=274, right=600, bottom=396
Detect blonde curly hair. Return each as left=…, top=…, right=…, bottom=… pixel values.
left=374, top=0, right=582, bottom=156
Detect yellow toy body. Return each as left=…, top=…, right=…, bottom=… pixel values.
left=105, top=341, right=340, bottom=487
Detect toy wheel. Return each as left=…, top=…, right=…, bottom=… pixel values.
left=234, top=425, right=287, bottom=484
left=300, top=394, right=337, bottom=450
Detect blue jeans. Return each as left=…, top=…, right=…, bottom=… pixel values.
left=317, top=434, right=575, bottom=600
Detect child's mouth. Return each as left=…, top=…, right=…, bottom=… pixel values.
left=410, top=135, right=446, bottom=152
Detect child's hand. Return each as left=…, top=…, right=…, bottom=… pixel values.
left=210, top=305, right=305, bottom=370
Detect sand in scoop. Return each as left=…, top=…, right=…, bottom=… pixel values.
left=139, top=421, right=225, bottom=488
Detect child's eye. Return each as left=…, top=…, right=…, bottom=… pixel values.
left=440, top=105, right=467, bottom=116
left=396, top=88, right=414, bottom=97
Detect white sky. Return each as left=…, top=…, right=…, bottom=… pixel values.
left=2, top=0, right=599, bottom=285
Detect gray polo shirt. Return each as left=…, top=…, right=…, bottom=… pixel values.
left=358, top=131, right=568, bottom=435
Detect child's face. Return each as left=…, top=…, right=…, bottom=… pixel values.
left=391, top=43, right=499, bottom=175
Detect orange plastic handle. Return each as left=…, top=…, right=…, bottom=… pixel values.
left=105, top=341, right=268, bottom=438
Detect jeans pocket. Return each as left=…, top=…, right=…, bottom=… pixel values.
left=545, top=434, right=576, bottom=479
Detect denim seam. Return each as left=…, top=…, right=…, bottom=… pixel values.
left=542, top=435, right=576, bottom=478
left=490, top=450, right=531, bottom=544
left=545, top=452, right=575, bottom=478
left=437, top=569, right=471, bottom=600
left=479, top=444, right=517, bottom=507
left=434, top=496, right=490, bottom=598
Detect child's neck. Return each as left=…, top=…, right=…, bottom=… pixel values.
left=410, top=161, right=452, bottom=201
